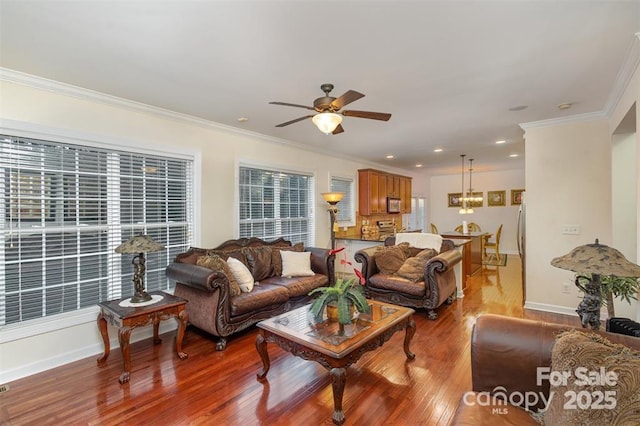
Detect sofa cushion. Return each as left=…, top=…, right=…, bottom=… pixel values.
left=545, top=330, right=640, bottom=426
left=281, top=250, right=314, bottom=277
left=368, top=274, right=426, bottom=297
left=264, top=274, right=328, bottom=298
left=196, top=254, right=242, bottom=296
left=207, top=248, right=246, bottom=265
left=395, top=248, right=438, bottom=282
left=271, top=243, right=304, bottom=276
left=230, top=283, right=290, bottom=317
left=242, top=246, right=273, bottom=281
left=374, top=245, right=407, bottom=274
left=227, top=257, right=255, bottom=292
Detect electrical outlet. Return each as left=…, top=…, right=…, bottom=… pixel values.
left=562, top=225, right=580, bottom=235
left=562, top=282, right=571, bottom=294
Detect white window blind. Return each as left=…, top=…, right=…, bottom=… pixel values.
left=0, top=135, right=194, bottom=326
left=238, top=166, right=315, bottom=247
left=330, top=176, right=355, bottom=225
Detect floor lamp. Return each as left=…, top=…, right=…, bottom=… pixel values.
left=321, top=192, right=345, bottom=250
left=551, top=239, right=640, bottom=329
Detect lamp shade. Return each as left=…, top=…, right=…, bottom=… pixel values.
left=551, top=239, right=640, bottom=276
left=321, top=192, right=345, bottom=204
left=115, top=234, right=165, bottom=254
left=312, top=113, right=342, bottom=134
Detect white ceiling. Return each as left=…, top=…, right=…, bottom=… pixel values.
left=1, top=1, right=638, bottom=175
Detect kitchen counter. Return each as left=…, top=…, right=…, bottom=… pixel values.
left=440, top=231, right=489, bottom=277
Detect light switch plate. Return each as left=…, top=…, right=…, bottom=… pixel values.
left=562, top=224, right=580, bottom=235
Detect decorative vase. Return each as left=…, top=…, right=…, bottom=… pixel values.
left=326, top=302, right=355, bottom=322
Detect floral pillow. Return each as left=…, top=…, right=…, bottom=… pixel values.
left=374, top=245, right=407, bottom=275
left=196, top=254, right=242, bottom=296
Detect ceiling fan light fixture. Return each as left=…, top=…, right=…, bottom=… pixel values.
left=312, top=112, right=342, bottom=134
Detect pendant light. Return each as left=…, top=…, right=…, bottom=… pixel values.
left=459, top=154, right=467, bottom=214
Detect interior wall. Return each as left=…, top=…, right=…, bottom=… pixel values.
left=0, top=78, right=423, bottom=382
left=612, top=131, right=637, bottom=319
left=523, top=118, right=612, bottom=315
left=429, top=169, right=525, bottom=255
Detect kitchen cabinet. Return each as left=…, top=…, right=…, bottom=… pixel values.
left=358, top=169, right=412, bottom=215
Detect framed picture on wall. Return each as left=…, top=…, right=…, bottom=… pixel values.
left=468, top=191, right=483, bottom=208
left=448, top=192, right=462, bottom=207
left=487, top=190, right=506, bottom=207
left=511, top=188, right=525, bottom=205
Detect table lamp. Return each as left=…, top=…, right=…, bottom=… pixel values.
left=115, top=234, right=165, bottom=303
left=550, top=239, right=640, bottom=329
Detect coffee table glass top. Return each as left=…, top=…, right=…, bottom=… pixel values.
left=257, top=300, right=414, bottom=357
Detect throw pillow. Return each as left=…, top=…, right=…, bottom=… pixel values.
left=544, top=330, right=640, bottom=426
left=271, top=243, right=304, bottom=276
left=226, top=257, right=255, bottom=292
left=395, top=248, right=437, bottom=282
left=196, top=254, right=242, bottom=296
left=242, top=246, right=273, bottom=281
left=374, top=245, right=407, bottom=275
left=281, top=250, right=314, bottom=277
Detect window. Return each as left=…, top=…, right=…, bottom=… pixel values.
left=406, top=197, right=425, bottom=231
left=238, top=166, right=314, bottom=246
left=0, top=135, right=194, bottom=326
left=330, top=176, right=355, bottom=226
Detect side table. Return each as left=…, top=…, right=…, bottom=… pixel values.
left=96, top=290, right=188, bottom=384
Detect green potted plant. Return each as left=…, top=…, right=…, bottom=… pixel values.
left=308, top=248, right=370, bottom=326
left=576, top=274, right=640, bottom=318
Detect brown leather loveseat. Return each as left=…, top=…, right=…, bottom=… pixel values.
left=354, top=237, right=461, bottom=319
left=165, top=237, right=335, bottom=350
left=452, top=314, right=640, bottom=425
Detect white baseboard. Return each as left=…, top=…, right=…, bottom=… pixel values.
left=524, top=301, right=610, bottom=321
left=2, top=322, right=178, bottom=384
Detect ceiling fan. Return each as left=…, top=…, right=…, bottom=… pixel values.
left=269, top=83, right=392, bottom=135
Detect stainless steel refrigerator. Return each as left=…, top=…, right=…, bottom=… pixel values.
left=517, top=192, right=526, bottom=303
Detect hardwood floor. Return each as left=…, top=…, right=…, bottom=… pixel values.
left=1, top=256, right=581, bottom=425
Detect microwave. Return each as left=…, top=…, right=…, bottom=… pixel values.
left=387, top=197, right=401, bottom=213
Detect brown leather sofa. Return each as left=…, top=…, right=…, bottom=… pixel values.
left=452, top=314, right=640, bottom=425
left=353, top=238, right=461, bottom=319
left=165, top=237, right=335, bottom=350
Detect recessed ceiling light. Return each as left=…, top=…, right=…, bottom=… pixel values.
left=509, top=154, right=519, bottom=158
left=508, top=105, right=528, bottom=111
left=237, top=117, right=249, bottom=122
left=386, top=155, right=394, bottom=159
left=495, top=140, right=506, bottom=144
left=415, top=164, right=423, bottom=168
left=557, top=103, right=572, bottom=110
left=434, top=148, right=443, bottom=152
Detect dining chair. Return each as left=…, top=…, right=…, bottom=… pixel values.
left=430, top=223, right=439, bottom=234
left=484, top=224, right=503, bottom=262
left=468, top=222, right=481, bottom=232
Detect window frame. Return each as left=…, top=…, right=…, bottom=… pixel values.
left=236, top=161, right=316, bottom=247
left=0, top=119, right=201, bottom=342
left=330, top=174, right=356, bottom=227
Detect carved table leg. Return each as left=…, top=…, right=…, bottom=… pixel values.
left=255, top=332, right=270, bottom=381
left=118, top=325, right=132, bottom=384
left=96, top=311, right=110, bottom=364
left=153, top=313, right=162, bottom=344
left=175, top=309, right=188, bottom=359
left=404, top=316, right=416, bottom=360
left=330, top=367, right=347, bottom=425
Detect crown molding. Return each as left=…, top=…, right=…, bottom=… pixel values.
left=519, top=110, right=608, bottom=131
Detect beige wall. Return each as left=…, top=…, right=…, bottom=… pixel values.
left=0, top=77, right=426, bottom=382
left=429, top=169, right=525, bottom=255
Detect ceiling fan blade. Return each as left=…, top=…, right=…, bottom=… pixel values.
left=342, top=110, right=392, bottom=121
left=275, top=115, right=314, bottom=127
left=332, top=124, right=344, bottom=135
left=331, top=90, right=365, bottom=110
left=269, top=101, right=315, bottom=111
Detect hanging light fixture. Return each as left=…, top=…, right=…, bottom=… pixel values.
left=312, top=112, right=343, bottom=134
left=459, top=154, right=468, bottom=215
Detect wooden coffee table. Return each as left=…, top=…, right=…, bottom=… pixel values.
left=255, top=300, right=415, bottom=425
